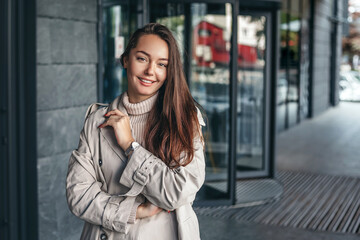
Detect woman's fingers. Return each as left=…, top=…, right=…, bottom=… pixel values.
left=136, top=202, right=163, bottom=219
left=98, top=109, right=127, bottom=128
left=97, top=116, right=111, bottom=128
left=97, top=118, right=107, bottom=128
left=98, top=112, right=134, bottom=150
left=147, top=203, right=163, bottom=217
left=98, top=114, right=122, bottom=128
left=104, top=109, right=126, bottom=117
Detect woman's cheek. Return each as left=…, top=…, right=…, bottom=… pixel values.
left=159, top=70, right=167, bottom=82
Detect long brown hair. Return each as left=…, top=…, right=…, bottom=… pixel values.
left=121, top=23, right=201, bottom=168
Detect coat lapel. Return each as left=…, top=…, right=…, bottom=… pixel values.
left=99, top=127, right=127, bottom=163
left=99, top=93, right=129, bottom=163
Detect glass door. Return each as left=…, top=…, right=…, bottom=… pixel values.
left=101, top=0, right=137, bottom=103
left=236, top=11, right=272, bottom=178
left=150, top=1, right=234, bottom=204
left=277, top=0, right=305, bottom=130
left=149, top=1, right=278, bottom=204
left=190, top=3, right=233, bottom=202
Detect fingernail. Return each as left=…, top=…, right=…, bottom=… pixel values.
left=98, top=124, right=103, bottom=128
left=168, top=210, right=170, bottom=213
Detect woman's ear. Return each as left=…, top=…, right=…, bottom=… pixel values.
left=123, top=56, right=128, bottom=68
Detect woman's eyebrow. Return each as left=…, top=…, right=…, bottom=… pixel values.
left=136, top=50, right=168, bottom=61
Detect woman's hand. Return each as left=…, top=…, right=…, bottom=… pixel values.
left=98, top=109, right=135, bottom=150
left=136, top=201, right=163, bottom=219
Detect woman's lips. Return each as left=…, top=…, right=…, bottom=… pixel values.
left=138, top=77, right=155, bottom=86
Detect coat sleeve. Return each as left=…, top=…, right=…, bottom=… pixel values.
left=119, top=112, right=206, bottom=211
left=66, top=107, right=144, bottom=234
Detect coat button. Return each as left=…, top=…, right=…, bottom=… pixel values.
left=100, top=233, right=107, bottom=240
left=99, top=159, right=103, bottom=166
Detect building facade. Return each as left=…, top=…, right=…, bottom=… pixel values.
left=0, top=0, right=346, bottom=239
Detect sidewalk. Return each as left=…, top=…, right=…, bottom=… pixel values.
left=198, top=102, right=360, bottom=239
left=277, top=102, right=360, bottom=177
left=198, top=215, right=360, bottom=240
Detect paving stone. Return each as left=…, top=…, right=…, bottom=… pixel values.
left=37, top=18, right=52, bottom=63
left=198, top=215, right=360, bottom=240
left=37, top=154, right=61, bottom=240
left=37, top=0, right=97, bottom=22
left=37, top=106, right=87, bottom=158
left=37, top=64, right=97, bottom=111
left=56, top=193, right=83, bottom=240
left=277, top=102, right=360, bottom=177
left=37, top=18, right=97, bottom=64
left=37, top=151, right=84, bottom=240
left=38, top=200, right=59, bottom=240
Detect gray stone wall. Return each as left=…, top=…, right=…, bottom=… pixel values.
left=311, top=0, right=343, bottom=116
left=36, top=0, right=98, bottom=239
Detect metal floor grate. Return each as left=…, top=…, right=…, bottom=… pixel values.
left=195, top=171, right=360, bottom=234
left=207, top=178, right=283, bottom=206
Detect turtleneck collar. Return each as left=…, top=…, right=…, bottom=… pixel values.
left=122, top=91, right=158, bottom=115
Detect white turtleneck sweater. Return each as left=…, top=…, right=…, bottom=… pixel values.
left=121, top=91, right=158, bottom=147
left=121, top=91, right=178, bottom=240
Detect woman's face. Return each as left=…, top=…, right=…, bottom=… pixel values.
left=123, top=34, right=169, bottom=103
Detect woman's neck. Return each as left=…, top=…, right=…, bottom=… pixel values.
left=127, top=91, right=158, bottom=104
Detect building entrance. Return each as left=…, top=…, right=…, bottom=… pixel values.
left=100, top=0, right=281, bottom=206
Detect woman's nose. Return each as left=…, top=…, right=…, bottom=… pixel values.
left=145, top=62, right=155, bottom=75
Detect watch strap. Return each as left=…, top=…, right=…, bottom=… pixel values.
left=125, top=141, right=140, bottom=157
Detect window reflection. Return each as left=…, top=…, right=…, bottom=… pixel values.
left=288, top=0, right=301, bottom=127
left=191, top=4, right=232, bottom=187
left=102, top=5, right=132, bottom=103
left=152, top=3, right=185, bottom=63
left=152, top=2, right=232, bottom=200
left=237, top=15, right=267, bottom=172
left=277, top=0, right=309, bottom=131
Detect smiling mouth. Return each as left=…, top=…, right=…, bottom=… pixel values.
left=138, top=77, right=155, bottom=84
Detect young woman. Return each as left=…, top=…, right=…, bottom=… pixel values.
left=66, top=23, right=206, bottom=240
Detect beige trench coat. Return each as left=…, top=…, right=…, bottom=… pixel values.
left=66, top=95, right=206, bottom=240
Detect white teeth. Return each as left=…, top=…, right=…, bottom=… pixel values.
left=139, top=78, right=153, bottom=84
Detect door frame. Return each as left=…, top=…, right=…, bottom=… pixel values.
left=0, top=0, right=38, bottom=239
left=235, top=10, right=276, bottom=179
left=146, top=0, right=278, bottom=206
left=147, top=0, right=238, bottom=207
left=98, top=0, right=280, bottom=207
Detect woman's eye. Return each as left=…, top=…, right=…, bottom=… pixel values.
left=159, top=63, right=167, bottom=68
left=137, top=57, right=146, bottom=62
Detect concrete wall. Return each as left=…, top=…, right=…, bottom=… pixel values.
left=311, top=0, right=342, bottom=116
left=36, top=0, right=98, bottom=239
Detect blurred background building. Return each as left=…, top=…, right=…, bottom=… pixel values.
left=1, top=0, right=357, bottom=239
left=340, top=0, right=360, bottom=101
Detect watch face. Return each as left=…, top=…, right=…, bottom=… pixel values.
left=132, top=142, right=140, bottom=148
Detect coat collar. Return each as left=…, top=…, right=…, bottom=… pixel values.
left=107, top=93, right=128, bottom=115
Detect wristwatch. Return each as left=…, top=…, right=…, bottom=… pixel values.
left=125, top=141, right=140, bottom=157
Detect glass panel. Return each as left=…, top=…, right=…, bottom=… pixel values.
left=288, top=0, right=300, bottom=127
left=277, top=0, right=302, bottom=131
left=102, top=5, right=132, bottom=103
left=150, top=3, right=185, bottom=64
left=277, top=10, right=288, bottom=131
left=237, top=15, right=267, bottom=172
left=191, top=3, right=232, bottom=198
left=151, top=2, right=232, bottom=201
left=299, top=0, right=310, bottom=120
